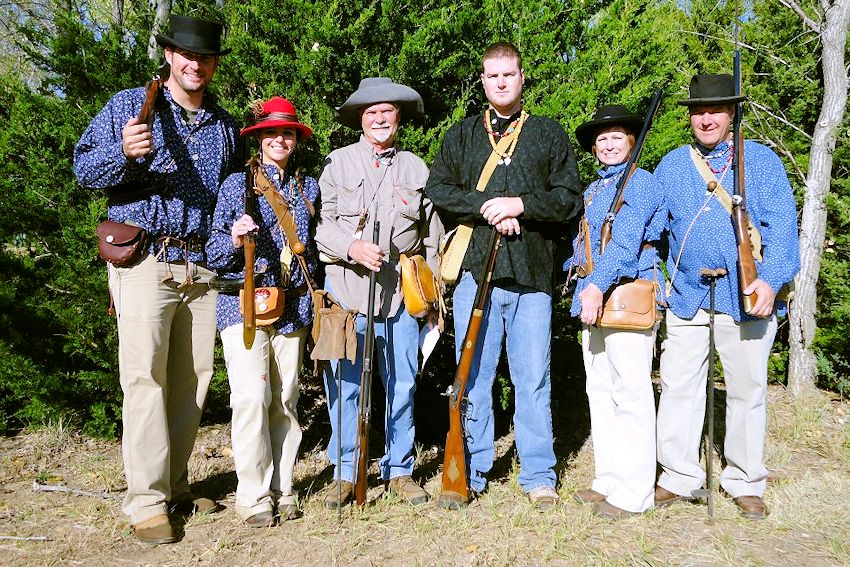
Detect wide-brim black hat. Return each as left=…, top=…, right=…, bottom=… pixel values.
left=155, top=14, right=231, bottom=56
left=575, top=105, right=643, bottom=152
left=678, top=74, right=745, bottom=106
left=335, top=77, right=424, bottom=130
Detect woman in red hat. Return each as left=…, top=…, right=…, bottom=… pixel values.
left=206, top=97, right=318, bottom=527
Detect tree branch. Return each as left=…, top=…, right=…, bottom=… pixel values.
left=749, top=100, right=814, bottom=140
left=778, top=0, right=822, bottom=33
left=32, top=481, right=119, bottom=500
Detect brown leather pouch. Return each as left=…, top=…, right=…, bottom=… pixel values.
left=239, top=287, right=284, bottom=326
left=96, top=220, right=148, bottom=267
left=599, top=279, right=658, bottom=331
left=310, top=290, right=357, bottom=362
left=400, top=254, right=440, bottom=318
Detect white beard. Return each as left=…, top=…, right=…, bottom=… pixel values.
left=370, top=127, right=392, bottom=143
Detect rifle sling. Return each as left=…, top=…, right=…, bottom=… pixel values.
left=688, top=146, right=762, bottom=262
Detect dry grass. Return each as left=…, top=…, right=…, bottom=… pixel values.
left=1, top=386, right=848, bottom=566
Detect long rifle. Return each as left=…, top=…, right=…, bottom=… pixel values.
left=731, top=32, right=759, bottom=314
left=599, top=89, right=663, bottom=255
left=242, top=162, right=258, bottom=349
left=136, top=66, right=166, bottom=126
left=354, top=220, right=381, bottom=505
left=438, top=228, right=502, bottom=509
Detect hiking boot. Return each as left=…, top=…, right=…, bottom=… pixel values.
left=323, top=480, right=353, bottom=509
left=244, top=510, right=275, bottom=528
left=528, top=486, right=560, bottom=509
left=133, top=513, right=176, bottom=545
left=573, top=488, right=606, bottom=505
left=387, top=475, right=428, bottom=505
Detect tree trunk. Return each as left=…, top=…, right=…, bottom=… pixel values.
left=147, top=0, right=172, bottom=61
left=788, top=0, right=850, bottom=396
left=112, top=0, right=123, bottom=27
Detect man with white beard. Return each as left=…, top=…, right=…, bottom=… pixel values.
left=314, top=78, right=443, bottom=507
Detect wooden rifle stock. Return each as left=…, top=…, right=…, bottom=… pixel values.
left=242, top=163, right=258, bottom=349
left=732, top=50, right=758, bottom=313
left=599, top=89, right=663, bottom=255
left=439, top=229, right=501, bottom=508
left=136, top=65, right=166, bottom=126
left=354, top=221, right=381, bottom=505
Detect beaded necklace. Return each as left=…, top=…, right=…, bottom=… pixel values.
left=585, top=169, right=625, bottom=207
left=483, top=108, right=529, bottom=166
left=696, top=143, right=734, bottom=175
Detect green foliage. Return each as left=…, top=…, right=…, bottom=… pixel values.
left=0, top=0, right=847, bottom=435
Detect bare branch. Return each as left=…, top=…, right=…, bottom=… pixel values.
left=778, top=0, right=822, bottom=33
left=749, top=100, right=814, bottom=140
left=32, top=481, right=120, bottom=500
left=0, top=535, right=50, bottom=542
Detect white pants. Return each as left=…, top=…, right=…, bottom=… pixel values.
left=582, top=324, right=657, bottom=513
left=108, top=254, right=217, bottom=525
left=221, top=324, right=307, bottom=520
left=657, top=309, right=777, bottom=498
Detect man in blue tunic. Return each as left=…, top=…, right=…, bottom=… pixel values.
left=74, top=15, right=240, bottom=543
left=653, top=74, right=800, bottom=519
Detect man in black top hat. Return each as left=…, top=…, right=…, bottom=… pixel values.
left=653, top=74, right=799, bottom=519
left=74, top=14, right=239, bottom=544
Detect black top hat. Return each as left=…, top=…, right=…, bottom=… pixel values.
left=575, top=105, right=643, bottom=152
left=155, top=14, right=231, bottom=56
left=678, top=74, right=745, bottom=106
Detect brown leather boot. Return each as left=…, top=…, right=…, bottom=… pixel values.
left=133, top=513, right=175, bottom=545
left=573, top=488, right=606, bottom=504
left=593, top=500, right=640, bottom=519
left=654, top=485, right=696, bottom=507
left=323, top=480, right=353, bottom=509
left=733, top=495, right=769, bottom=519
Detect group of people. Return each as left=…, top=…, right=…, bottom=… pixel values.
left=73, top=14, right=800, bottom=545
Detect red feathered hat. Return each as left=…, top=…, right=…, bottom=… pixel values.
left=240, top=97, right=313, bottom=138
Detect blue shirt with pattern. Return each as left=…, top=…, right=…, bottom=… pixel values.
left=74, top=86, right=240, bottom=263
left=654, top=140, right=800, bottom=322
left=206, top=165, right=319, bottom=334
left=568, top=164, right=666, bottom=317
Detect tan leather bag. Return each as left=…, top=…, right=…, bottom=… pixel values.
left=310, top=290, right=357, bottom=362
left=239, top=287, right=284, bottom=326
left=599, top=279, right=658, bottom=331
left=400, top=254, right=440, bottom=317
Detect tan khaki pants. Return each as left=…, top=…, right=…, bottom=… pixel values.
left=582, top=324, right=657, bottom=513
left=108, top=254, right=217, bottom=524
left=221, top=324, right=306, bottom=520
left=657, top=309, right=777, bottom=498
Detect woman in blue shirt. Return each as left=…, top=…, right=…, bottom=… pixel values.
left=207, top=97, right=319, bottom=527
left=567, top=105, right=665, bottom=517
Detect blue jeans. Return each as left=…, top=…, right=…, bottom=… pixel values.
left=452, top=271, right=556, bottom=493
left=322, top=305, right=419, bottom=482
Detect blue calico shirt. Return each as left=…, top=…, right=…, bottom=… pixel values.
left=654, top=140, right=800, bottom=322
left=74, top=86, right=241, bottom=263
left=568, top=164, right=666, bottom=317
left=206, top=166, right=319, bottom=334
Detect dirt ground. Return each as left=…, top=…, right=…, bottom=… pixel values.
left=1, top=325, right=849, bottom=565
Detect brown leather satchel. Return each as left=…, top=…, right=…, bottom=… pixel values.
left=310, top=289, right=357, bottom=363
left=96, top=220, right=149, bottom=267
left=599, top=278, right=658, bottom=331
left=239, top=287, right=284, bottom=326
left=400, top=253, right=440, bottom=318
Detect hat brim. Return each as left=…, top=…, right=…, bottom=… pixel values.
left=240, top=120, right=313, bottom=139
left=335, top=84, right=424, bottom=129
left=575, top=116, right=644, bottom=153
left=155, top=35, right=232, bottom=56
left=678, top=95, right=746, bottom=106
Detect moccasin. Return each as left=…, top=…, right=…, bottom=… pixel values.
left=528, top=486, right=561, bottom=509
left=244, top=510, right=275, bottom=528
left=654, top=485, right=696, bottom=507
left=573, top=488, right=606, bottom=505
left=593, top=499, right=640, bottom=519
left=170, top=496, right=221, bottom=515
left=733, top=495, right=769, bottom=520
left=278, top=503, right=300, bottom=521
left=387, top=475, right=428, bottom=505
left=133, top=513, right=175, bottom=545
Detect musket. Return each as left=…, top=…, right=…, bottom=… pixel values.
left=438, top=228, right=501, bottom=509
left=242, top=161, right=258, bottom=349
left=136, top=63, right=169, bottom=126
left=354, top=220, right=381, bottom=505
left=599, top=89, right=663, bottom=255
left=731, top=39, right=759, bottom=314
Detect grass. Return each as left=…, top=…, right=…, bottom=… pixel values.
left=0, top=386, right=848, bottom=566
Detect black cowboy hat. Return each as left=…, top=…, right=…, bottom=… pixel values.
left=335, top=77, right=424, bottom=130
left=155, top=14, right=231, bottom=56
left=575, top=105, right=643, bottom=152
left=678, top=74, right=745, bottom=106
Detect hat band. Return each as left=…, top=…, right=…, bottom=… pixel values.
left=262, top=112, right=298, bottom=122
